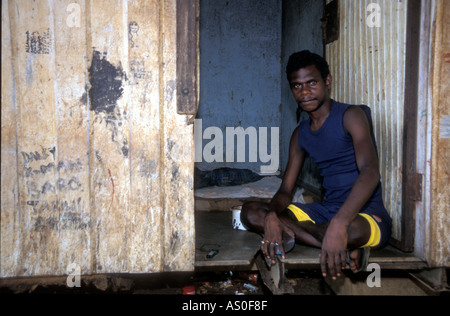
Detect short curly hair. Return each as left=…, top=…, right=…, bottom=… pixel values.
left=286, top=50, right=330, bottom=82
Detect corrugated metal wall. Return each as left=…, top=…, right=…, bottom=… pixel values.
left=1, top=0, right=195, bottom=277
left=325, top=0, right=408, bottom=241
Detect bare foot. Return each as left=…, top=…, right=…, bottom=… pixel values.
left=348, top=248, right=361, bottom=273
left=348, top=247, right=370, bottom=273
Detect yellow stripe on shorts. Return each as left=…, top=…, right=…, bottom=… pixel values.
left=287, top=204, right=315, bottom=224
left=359, top=213, right=381, bottom=248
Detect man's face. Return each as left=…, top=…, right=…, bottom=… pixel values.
left=289, top=65, right=332, bottom=113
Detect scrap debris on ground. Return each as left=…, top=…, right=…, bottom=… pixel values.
left=140, top=269, right=334, bottom=295
left=0, top=269, right=334, bottom=295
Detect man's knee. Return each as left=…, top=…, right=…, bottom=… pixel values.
left=240, top=202, right=256, bottom=228
left=240, top=202, right=266, bottom=230
left=347, top=215, right=372, bottom=247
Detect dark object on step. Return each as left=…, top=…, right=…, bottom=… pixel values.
left=206, top=249, right=219, bottom=259
left=194, top=167, right=263, bottom=189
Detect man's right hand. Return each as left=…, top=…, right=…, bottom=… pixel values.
left=261, top=212, right=294, bottom=265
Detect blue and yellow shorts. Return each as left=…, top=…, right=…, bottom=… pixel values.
left=284, top=202, right=392, bottom=248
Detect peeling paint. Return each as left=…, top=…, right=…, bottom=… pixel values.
left=84, top=50, right=125, bottom=114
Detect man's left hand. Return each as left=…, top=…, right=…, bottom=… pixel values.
left=320, top=219, right=348, bottom=279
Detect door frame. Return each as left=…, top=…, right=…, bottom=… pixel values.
left=393, top=0, right=422, bottom=252
left=176, top=0, right=199, bottom=116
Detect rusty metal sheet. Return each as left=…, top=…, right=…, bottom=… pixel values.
left=1, top=0, right=196, bottom=277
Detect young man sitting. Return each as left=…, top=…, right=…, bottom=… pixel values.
left=241, top=50, right=392, bottom=280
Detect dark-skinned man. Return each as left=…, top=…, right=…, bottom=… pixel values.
left=241, top=50, right=392, bottom=280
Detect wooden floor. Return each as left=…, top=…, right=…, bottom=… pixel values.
left=195, top=211, right=427, bottom=271
left=195, top=211, right=261, bottom=269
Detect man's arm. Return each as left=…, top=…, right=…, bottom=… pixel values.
left=334, top=106, right=380, bottom=228
left=269, top=126, right=305, bottom=213
left=269, top=127, right=305, bottom=214
left=320, top=106, right=381, bottom=278
left=261, top=126, right=305, bottom=261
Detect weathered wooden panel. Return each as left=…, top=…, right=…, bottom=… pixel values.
left=126, top=0, right=163, bottom=273
left=87, top=0, right=132, bottom=275
left=176, top=0, right=199, bottom=115
left=53, top=0, right=91, bottom=274
left=1, top=0, right=196, bottom=277
left=429, top=0, right=450, bottom=267
left=160, top=0, right=195, bottom=272
left=325, top=0, right=408, bottom=242
left=1, top=0, right=21, bottom=276
left=8, top=0, right=61, bottom=276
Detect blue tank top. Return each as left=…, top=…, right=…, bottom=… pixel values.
left=298, top=100, right=384, bottom=212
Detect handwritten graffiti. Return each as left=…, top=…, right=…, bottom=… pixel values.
left=26, top=177, right=82, bottom=199
left=129, top=21, right=139, bottom=48
left=25, top=28, right=52, bottom=54
left=91, top=109, right=129, bottom=157
left=130, top=59, right=151, bottom=84
left=27, top=197, right=83, bottom=215
left=21, top=146, right=89, bottom=231
left=21, top=147, right=56, bottom=165
left=33, top=212, right=90, bottom=231
left=23, top=159, right=83, bottom=177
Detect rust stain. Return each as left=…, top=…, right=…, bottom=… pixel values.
left=444, top=53, right=450, bottom=63
left=107, top=168, right=115, bottom=211
left=108, top=168, right=115, bottom=195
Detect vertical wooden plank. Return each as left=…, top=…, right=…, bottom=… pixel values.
left=127, top=0, right=163, bottom=272
left=161, top=0, right=195, bottom=271
left=53, top=0, right=91, bottom=273
left=176, top=0, right=199, bottom=115
left=397, top=0, right=421, bottom=251
left=1, top=0, right=20, bottom=277
left=87, top=0, right=131, bottom=273
left=429, top=0, right=450, bottom=266
left=7, top=0, right=61, bottom=276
